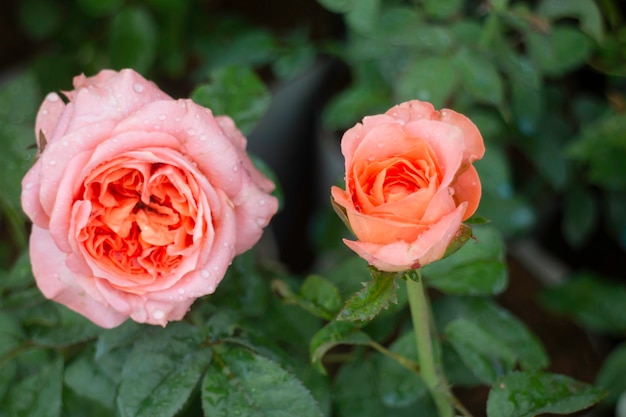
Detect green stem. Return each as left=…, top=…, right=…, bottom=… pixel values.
left=406, top=272, right=454, bottom=417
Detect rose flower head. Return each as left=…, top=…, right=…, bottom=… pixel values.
left=21, top=69, right=278, bottom=327
left=331, top=100, right=485, bottom=272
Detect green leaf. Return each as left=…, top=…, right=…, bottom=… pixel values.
left=274, top=275, right=342, bottom=320
left=395, top=56, right=457, bottom=108
left=561, top=185, right=597, bottom=248
left=537, top=0, right=604, bottom=43
left=421, top=0, right=464, bottom=19
left=345, top=0, right=380, bottom=34
left=505, top=54, right=543, bottom=135
left=445, top=318, right=517, bottom=384
left=375, top=7, right=453, bottom=50
left=309, top=320, right=371, bottom=373
left=433, top=297, right=549, bottom=373
left=0, top=250, right=34, bottom=291
left=109, top=6, right=158, bottom=73
left=64, top=349, right=116, bottom=410
left=377, top=332, right=427, bottom=407
left=203, top=346, right=324, bottom=417
left=323, top=81, right=390, bottom=131
left=191, top=66, right=270, bottom=136
left=4, top=356, right=63, bottom=417
left=566, top=112, right=626, bottom=190
left=0, top=312, right=24, bottom=401
left=17, top=0, right=62, bottom=40
left=333, top=358, right=435, bottom=417
left=29, top=304, right=102, bottom=348
left=487, top=371, right=605, bottom=417
left=423, top=225, right=508, bottom=295
left=116, top=323, right=211, bottom=417
left=526, top=25, right=593, bottom=77
left=538, top=273, right=626, bottom=335
left=455, top=48, right=504, bottom=105
left=0, top=70, right=40, bottom=248
left=316, top=0, right=355, bottom=13
left=76, top=0, right=124, bottom=16
left=336, top=269, right=400, bottom=321
left=597, top=343, right=626, bottom=404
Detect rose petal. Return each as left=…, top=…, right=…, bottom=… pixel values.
left=343, top=203, right=467, bottom=272
left=30, top=225, right=126, bottom=328
left=35, top=92, right=66, bottom=144
left=451, top=165, right=482, bottom=220
left=437, top=108, right=485, bottom=164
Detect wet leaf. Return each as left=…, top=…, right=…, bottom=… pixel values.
left=487, top=371, right=605, bottom=417
left=396, top=56, right=458, bottom=108
left=64, top=348, right=116, bottom=410
left=423, top=225, right=508, bottom=296
left=203, top=346, right=323, bottom=417
left=537, top=0, right=604, bottom=43
left=336, top=269, right=400, bottom=322
left=116, top=323, right=211, bottom=417
left=538, top=273, right=626, bottom=335
left=191, top=65, right=270, bottom=135
left=377, top=332, right=427, bottom=407
left=109, top=6, right=157, bottom=73
left=446, top=318, right=517, bottom=383
left=434, top=296, right=549, bottom=374
left=455, top=48, right=504, bottom=105
left=596, top=343, right=626, bottom=404
left=4, top=356, right=63, bottom=417
left=526, top=25, right=592, bottom=76
left=310, top=320, right=371, bottom=373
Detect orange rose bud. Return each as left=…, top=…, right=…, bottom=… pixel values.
left=331, top=100, right=485, bottom=272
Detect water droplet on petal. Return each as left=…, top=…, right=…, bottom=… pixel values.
left=153, top=310, right=164, bottom=320
left=199, top=134, right=207, bottom=141
left=46, top=93, right=60, bottom=102
left=258, top=199, right=266, bottom=206
left=62, top=140, right=69, bottom=147
left=187, top=128, right=196, bottom=136
left=232, top=165, right=238, bottom=171
left=207, top=285, right=215, bottom=292
left=42, top=109, right=49, bottom=115
left=256, top=217, right=266, bottom=226
left=133, top=83, right=144, bottom=93
left=49, top=160, right=57, bottom=166
left=178, top=288, right=185, bottom=295
left=201, top=270, right=210, bottom=278
left=158, top=114, right=166, bottom=120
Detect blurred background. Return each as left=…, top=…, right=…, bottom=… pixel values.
left=0, top=0, right=625, bottom=415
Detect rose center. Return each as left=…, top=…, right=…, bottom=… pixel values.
left=78, top=160, right=200, bottom=279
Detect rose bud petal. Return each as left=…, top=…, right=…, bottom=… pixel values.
left=21, top=69, right=278, bottom=328
left=331, top=100, right=485, bottom=272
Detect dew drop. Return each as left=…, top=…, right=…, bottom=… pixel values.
left=258, top=199, right=266, bottom=206
left=201, top=270, right=210, bottom=278
left=42, top=109, right=49, bottom=116
left=199, top=134, right=207, bottom=141
left=178, top=288, right=186, bottom=295
left=207, top=285, right=215, bottom=292
left=187, top=128, right=196, bottom=136
left=213, top=266, right=219, bottom=271
left=49, top=159, right=57, bottom=166
left=153, top=310, right=164, bottom=320
left=377, top=142, right=383, bottom=148
left=46, top=92, right=60, bottom=102
left=153, top=125, right=160, bottom=130
left=256, top=217, right=266, bottom=226
left=392, top=112, right=398, bottom=117
left=62, top=140, right=69, bottom=147
left=133, top=83, right=144, bottom=93
left=232, top=165, right=238, bottom=171
left=158, top=114, right=166, bottom=120
left=175, top=117, right=181, bottom=122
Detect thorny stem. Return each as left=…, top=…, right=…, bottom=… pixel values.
left=406, top=271, right=454, bottom=417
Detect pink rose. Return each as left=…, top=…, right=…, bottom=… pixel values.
left=21, top=69, right=278, bottom=327
left=331, top=100, right=485, bottom=272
